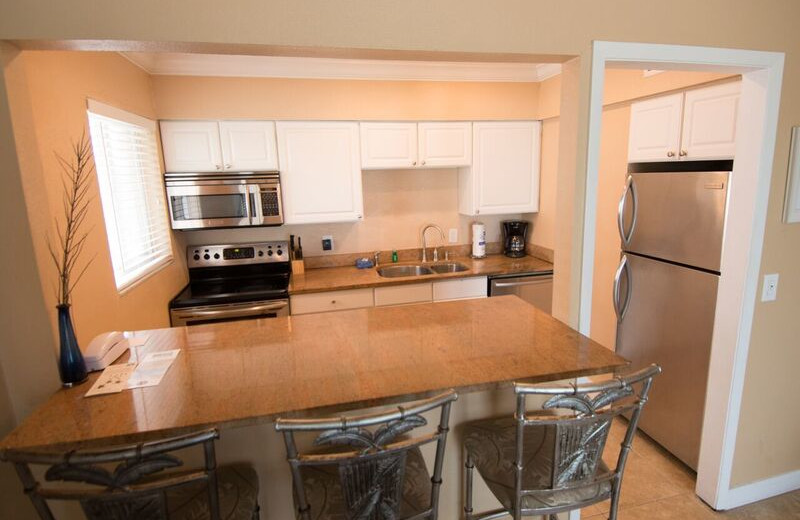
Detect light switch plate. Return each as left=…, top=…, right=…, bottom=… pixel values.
left=761, top=273, right=779, bottom=302
left=448, top=228, right=458, bottom=243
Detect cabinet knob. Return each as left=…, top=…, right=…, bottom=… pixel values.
left=421, top=160, right=426, bottom=166
left=331, top=300, right=336, bottom=304
left=412, top=161, right=417, bottom=166
left=215, top=164, right=222, bottom=170
left=224, top=163, right=232, bottom=169
left=667, top=151, right=675, bottom=158
left=476, top=209, right=480, bottom=214
left=679, top=150, right=687, bottom=157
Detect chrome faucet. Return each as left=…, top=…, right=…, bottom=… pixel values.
left=421, top=224, right=445, bottom=263
left=373, top=251, right=380, bottom=267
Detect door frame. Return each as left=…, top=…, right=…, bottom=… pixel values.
left=579, top=41, right=785, bottom=509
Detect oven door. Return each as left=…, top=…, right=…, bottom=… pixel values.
left=170, top=299, right=290, bottom=327
left=166, top=183, right=251, bottom=230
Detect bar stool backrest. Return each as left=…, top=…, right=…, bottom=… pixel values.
left=2, top=429, right=222, bottom=520
left=275, top=390, right=457, bottom=520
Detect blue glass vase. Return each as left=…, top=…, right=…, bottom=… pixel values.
left=57, top=304, right=88, bottom=387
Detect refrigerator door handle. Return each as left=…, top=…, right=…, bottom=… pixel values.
left=617, top=175, right=638, bottom=245
left=613, top=255, right=632, bottom=321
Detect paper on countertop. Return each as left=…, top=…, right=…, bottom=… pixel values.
left=126, top=349, right=180, bottom=389
left=85, top=363, right=137, bottom=397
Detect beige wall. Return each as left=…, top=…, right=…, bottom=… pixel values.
left=153, top=75, right=542, bottom=254
left=1, top=0, right=799, bottom=495
left=4, top=51, right=188, bottom=348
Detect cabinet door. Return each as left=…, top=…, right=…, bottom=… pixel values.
left=290, top=288, right=374, bottom=315
left=277, top=122, right=364, bottom=224
left=218, top=121, right=278, bottom=171
left=469, top=121, right=541, bottom=215
left=418, top=122, right=472, bottom=167
left=433, top=276, right=487, bottom=301
left=160, top=121, right=223, bottom=172
left=360, top=122, right=418, bottom=169
left=680, top=82, right=740, bottom=160
left=627, top=93, right=683, bottom=162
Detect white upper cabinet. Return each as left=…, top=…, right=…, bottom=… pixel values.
left=459, top=121, right=541, bottom=216
left=360, top=122, right=472, bottom=169
left=627, top=93, right=684, bottom=162
left=218, top=121, right=278, bottom=171
left=418, top=122, right=472, bottom=167
left=360, top=122, right=418, bottom=169
left=277, top=121, right=364, bottom=224
left=160, top=120, right=278, bottom=172
left=680, top=81, right=740, bottom=160
left=160, top=121, right=223, bottom=172
left=628, top=81, right=740, bottom=162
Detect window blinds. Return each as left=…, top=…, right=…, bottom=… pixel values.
left=87, top=100, right=172, bottom=291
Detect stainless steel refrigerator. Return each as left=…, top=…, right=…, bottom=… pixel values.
left=614, top=160, right=731, bottom=470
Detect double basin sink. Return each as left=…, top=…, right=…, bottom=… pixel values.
left=377, top=262, right=469, bottom=278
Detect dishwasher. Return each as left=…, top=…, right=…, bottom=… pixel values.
left=488, top=272, right=554, bottom=314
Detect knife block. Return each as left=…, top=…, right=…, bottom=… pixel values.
left=291, top=259, right=305, bottom=275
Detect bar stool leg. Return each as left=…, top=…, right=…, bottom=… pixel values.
left=464, top=453, right=474, bottom=520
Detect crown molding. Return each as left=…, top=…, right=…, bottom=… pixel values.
left=121, top=52, right=561, bottom=83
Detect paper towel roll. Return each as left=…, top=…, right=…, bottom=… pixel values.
left=471, top=222, right=486, bottom=258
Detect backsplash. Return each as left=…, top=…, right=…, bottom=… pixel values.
left=176, top=168, right=530, bottom=257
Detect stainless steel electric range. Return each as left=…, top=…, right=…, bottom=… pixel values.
left=169, top=241, right=290, bottom=327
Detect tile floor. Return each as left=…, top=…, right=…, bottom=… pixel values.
left=581, top=419, right=800, bottom=519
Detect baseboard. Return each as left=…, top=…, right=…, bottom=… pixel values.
left=718, top=468, right=800, bottom=510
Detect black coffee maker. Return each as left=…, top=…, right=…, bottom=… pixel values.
left=502, top=220, right=529, bottom=258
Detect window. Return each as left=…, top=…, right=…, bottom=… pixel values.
left=87, top=100, right=172, bottom=292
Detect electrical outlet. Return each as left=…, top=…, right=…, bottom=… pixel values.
left=321, top=235, right=334, bottom=251
left=761, top=273, right=779, bottom=302
left=448, top=228, right=458, bottom=243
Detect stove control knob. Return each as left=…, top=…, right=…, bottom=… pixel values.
left=203, top=254, right=210, bottom=260
left=267, top=250, right=273, bottom=256
left=277, top=249, right=283, bottom=256
left=214, top=253, right=220, bottom=259
left=193, top=254, right=200, bottom=261
left=258, top=250, right=264, bottom=257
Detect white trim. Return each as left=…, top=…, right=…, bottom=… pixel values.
left=783, top=127, right=800, bottom=223
left=86, top=98, right=155, bottom=130
left=582, top=41, right=785, bottom=510
left=120, top=52, right=561, bottom=83
left=721, top=469, right=800, bottom=510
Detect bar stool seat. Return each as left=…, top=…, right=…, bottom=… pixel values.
left=464, top=416, right=612, bottom=511
left=297, top=447, right=431, bottom=519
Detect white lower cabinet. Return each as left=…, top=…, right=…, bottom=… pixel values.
left=290, top=288, right=374, bottom=315
left=374, top=283, right=433, bottom=306
left=290, top=276, right=488, bottom=314
left=432, top=276, right=488, bottom=301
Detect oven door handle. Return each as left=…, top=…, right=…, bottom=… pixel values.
left=173, top=302, right=288, bottom=319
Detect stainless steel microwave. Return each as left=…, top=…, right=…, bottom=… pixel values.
left=164, top=172, right=283, bottom=230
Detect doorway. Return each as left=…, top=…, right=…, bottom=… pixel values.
left=578, top=42, right=784, bottom=510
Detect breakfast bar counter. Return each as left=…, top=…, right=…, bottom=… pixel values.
left=0, top=296, right=625, bottom=452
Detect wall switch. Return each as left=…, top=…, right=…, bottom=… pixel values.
left=761, top=273, right=779, bottom=302
left=448, top=228, right=458, bottom=243
left=321, top=235, right=334, bottom=251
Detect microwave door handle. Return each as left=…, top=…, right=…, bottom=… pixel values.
left=248, top=185, right=263, bottom=225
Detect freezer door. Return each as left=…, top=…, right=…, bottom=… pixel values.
left=615, top=253, right=718, bottom=470
left=619, top=171, right=728, bottom=272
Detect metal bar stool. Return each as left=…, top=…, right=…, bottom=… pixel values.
left=275, top=390, right=458, bottom=520
left=463, top=365, right=661, bottom=520
left=2, top=428, right=260, bottom=520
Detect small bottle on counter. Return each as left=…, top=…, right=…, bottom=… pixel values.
left=392, top=250, right=398, bottom=263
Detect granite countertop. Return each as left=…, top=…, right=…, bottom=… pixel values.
left=0, top=296, right=623, bottom=452
left=289, top=253, right=553, bottom=294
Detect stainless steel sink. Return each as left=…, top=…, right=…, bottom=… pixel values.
left=377, top=265, right=434, bottom=278
left=429, top=262, right=470, bottom=274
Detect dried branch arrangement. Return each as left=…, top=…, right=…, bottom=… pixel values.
left=47, top=133, right=95, bottom=306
